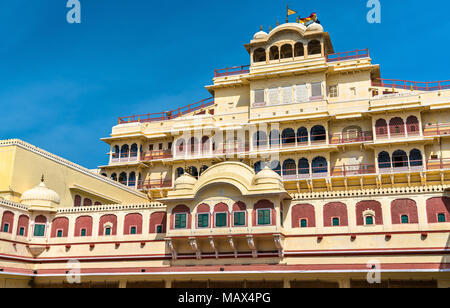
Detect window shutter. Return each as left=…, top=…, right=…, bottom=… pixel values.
left=254, top=89, right=265, bottom=104
left=311, top=82, right=322, bottom=98
left=282, top=86, right=292, bottom=104
left=295, top=84, right=308, bottom=103
left=268, top=88, right=280, bottom=106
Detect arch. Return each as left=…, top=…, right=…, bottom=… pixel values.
left=124, top=213, right=142, bottom=235
left=214, top=203, right=230, bottom=228
left=253, top=200, right=276, bottom=226
left=389, top=117, right=405, bottom=137
left=196, top=203, right=210, bottom=228
left=406, top=116, right=420, bottom=135
left=17, top=215, right=29, bottom=237
left=375, top=119, right=388, bottom=137
left=199, top=165, right=209, bottom=176
left=75, top=216, right=93, bottom=237
left=311, top=125, right=326, bottom=143
left=292, top=204, right=315, bottom=228
left=294, top=42, right=304, bottom=57
left=283, top=159, right=297, bottom=178
left=254, top=161, right=264, bottom=174
left=150, top=212, right=167, bottom=234
left=171, top=205, right=191, bottom=229
left=94, top=202, right=102, bottom=206
left=269, top=130, right=280, bottom=147
left=187, top=166, right=199, bottom=178
left=426, top=197, right=450, bottom=223
left=270, top=160, right=281, bottom=176
left=298, top=158, right=310, bottom=176
left=1, top=211, right=14, bottom=234
left=282, top=128, right=296, bottom=146
left=119, top=172, right=127, bottom=185
left=392, top=150, right=408, bottom=168
left=128, top=172, right=136, bottom=187
left=176, top=167, right=184, bottom=178
left=308, top=40, right=321, bottom=55
left=51, top=217, right=69, bottom=238
left=74, top=195, right=82, bottom=207
left=110, top=173, right=117, bottom=181
left=312, top=157, right=328, bottom=174
left=188, top=137, right=199, bottom=155
left=356, top=201, right=383, bottom=226
left=297, top=127, right=308, bottom=144
left=323, top=202, right=348, bottom=227
left=280, top=44, right=293, bottom=59
left=130, top=144, right=138, bottom=157
left=378, top=151, right=391, bottom=169
left=98, top=214, right=117, bottom=236
left=253, top=48, right=266, bottom=63
left=391, top=199, right=418, bottom=224
left=269, top=46, right=279, bottom=60
left=83, top=198, right=92, bottom=207
left=113, top=145, right=120, bottom=158
left=176, top=138, right=185, bottom=153
left=409, top=149, right=423, bottom=167
left=232, top=201, right=247, bottom=227
left=201, top=136, right=210, bottom=153
left=34, top=215, right=47, bottom=237
left=120, top=144, right=129, bottom=158
left=342, top=125, right=363, bottom=141
left=253, top=131, right=268, bottom=148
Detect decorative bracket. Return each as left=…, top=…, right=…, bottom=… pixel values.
left=189, top=237, right=201, bottom=260
left=274, top=234, right=284, bottom=258
left=165, top=238, right=177, bottom=260
left=228, top=236, right=238, bottom=258
left=246, top=235, right=257, bottom=258
left=209, top=237, right=219, bottom=259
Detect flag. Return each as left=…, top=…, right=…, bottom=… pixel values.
left=299, top=13, right=317, bottom=24
left=288, top=9, right=297, bottom=16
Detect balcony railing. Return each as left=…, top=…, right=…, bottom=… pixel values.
left=375, top=125, right=421, bottom=140
left=141, top=150, right=173, bottom=161
left=326, top=49, right=370, bottom=62
left=424, top=123, right=450, bottom=137
left=426, top=158, right=450, bottom=170
left=378, top=160, right=425, bottom=174
left=331, top=164, right=376, bottom=177
left=118, top=97, right=214, bottom=124
left=214, top=65, right=250, bottom=78
left=137, top=179, right=173, bottom=190
left=330, top=131, right=373, bottom=145
left=111, top=153, right=139, bottom=163
left=372, top=78, right=450, bottom=92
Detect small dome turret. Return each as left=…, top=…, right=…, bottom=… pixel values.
left=254, top=166, right=282, bottom=186
left=174, top=173, right=197, bottom=190
left=20, top=177, right=60, bottom=212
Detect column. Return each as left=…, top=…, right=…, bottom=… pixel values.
left=165, top=279, right=173, bottom=288
left=347, top=200, right=357, bottom=233
left=67, top=215, right=76, bottom=238
left=118, top=279, right=127, bottom=288
left=338, top=278, right=351, bottom=288
left=283, top=279, right=291, bottom=288
left=11, top=213, right=20, bottom=241
left=381, top=198, right=392, bottom=232
left=315, top=202, right=324, bottom=234
left=117, top=213, right=125, bottom=237
left=416, top=195, right=428, bottom=230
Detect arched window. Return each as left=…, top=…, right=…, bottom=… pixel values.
left=426, top=197, right=450, bottom=224
left=391, top=199, right=418, bottom=224
left=375, top=119, right=388, bottom=137
left=187, top=166, right=199, bottom=178
left=298, top=158, right=310, bottom=176
left=128, top=172, right=136, bottom=187
left=312, top=157, right=328, bottom=174
left=282, top=128, right=296, bottom=146
left=200, top=165, right=209, bottom=175
left=308, top=40, right=321, bottom=55
left=270, top=160, right=281, bottom=176
left=409, top=149, right=423, bottom=168
left=297, top=127, right=308, bottom=144
left=253, top=131, right=268, bottom=148
left=188, top=137, right=199, bottom=155
left=392, top=150, right=408, bottom=168
left=378, top=152, right=391, bottom=169
left=176, top=167, right=184, bottom=178
left=294, top=42, right=304, bottom=57
left=74, top=195, right=82, bottom=207
left=283, top=159, right=297, bottom=179
left=253, top=48, right=266, bottom=63
left=120, top=144, right=129, bottom=158
left=254, top=161, right=264, bottom=174
left=119, top=172, right=127, bottom=185
left=101, top=173, right=107, bottom=177
left=280, top=44, right=293, bottom=59
left=130, top=144, right=138, bottom=157
left=342, top=126, right=362, bottom=142
left=201, top=136, right=210, bottom=154
left=113, top=145, right=120, bottom=158
left=269, top=46, right=279, bottom=60
left=389, top=117, right=405, bottom=137
left=83, top=198, right=92, bottom=207
left=311, top=125, right=326, bottom=143
left=176, top=139, right=185, bottom=153
left=406, top=116, right=420, bottom=135
left=110, top=173, right=117, bottom=181
left=269, top=130, right=280, bottom=147
left=365, top=216, right=374, bottom=225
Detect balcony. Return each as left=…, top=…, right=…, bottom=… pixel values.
left=331, top=164, right=376, bottom=177
left=111, top=153, right=139, bottom=164
left=214, top=65, right=250, bottom=78
left=424, top=123, right=450, bottom=137
left=137, top=179, right=172, bottom=190
left=141, top=150, right=173, bottom=161
left=330, top=131, right=373, bottom=145
left=118, top=97, right=214, bottom=124
left=326, top=49, right=370, bottom=62
left=372, top=78, right=450, bottom=92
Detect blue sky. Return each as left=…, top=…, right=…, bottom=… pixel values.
left=1, top=0, right=449, bottom=168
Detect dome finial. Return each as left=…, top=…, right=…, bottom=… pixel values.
left=260, top=25, right=263, bottom=31
left=41, top=174, right=45, bottom=183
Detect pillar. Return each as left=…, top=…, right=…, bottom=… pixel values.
left=283, top=279, right=291, bottom=288
left=118, top=279, right=127, bottom=288
left=338, top=278, right=351, bottom=288
left=165, top=279, right=172, bottom=288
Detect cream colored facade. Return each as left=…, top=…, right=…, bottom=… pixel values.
left=0, top=21, right=449, bottom=288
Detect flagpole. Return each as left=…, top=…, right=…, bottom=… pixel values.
left=286, top=3, right=289, bottom=23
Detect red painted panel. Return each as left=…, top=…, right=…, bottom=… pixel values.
left=17, top=215, right=29, bottom=237
left=51, top=217, right=69, bottom=238
left=214, top=203, right=229, bottom=227
left=291, top=204, right=316, bottom=228
left=323, top=202, right=348, bottom=227
left=170, top=205, right=191, bottom=230
left=35, top=215, right=47, bottom=224
left=252, top=200, right=276, bottom=226
left=74, top=216, right=93, bottom=237
left=98, top=214, right=117, bottom=236
left=426, top=197, right=450, bottom=223
left=197, top=204, right=210, bottom=213
left=391, top=199, right=418, bottom=224
left=1, top=211, right=14, bottom=234
left=356, top=201, right=383, bottom=226
left=149, top=212, right=167, bottom=234
left=123, top=213, right=142, bottom=235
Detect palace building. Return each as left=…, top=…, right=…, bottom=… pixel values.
left=0, top=18, right=449, bottom=288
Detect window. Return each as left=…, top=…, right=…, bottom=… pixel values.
left=159, top=143, right=163, bottom=150
left=268, top=87, right=280, bottom=106
left=257, top=209, right=271, bottom=225
left=365, top=216, right=374, bottom=225
left=57, top=230, right=63, bottom=238
left=34, top=224, right=45, bottom=237
left=156, top=225, right=163, bottom=234
left=168, top=142, right=172, bottom=150
left=19, top=227, right=25, bottom=236
left=2, top=223, right=9, bottom=233
left=438, top=213, right=446, bottom=223
left=234, top=212, right=246, bottom=227
left=332, top=218, right=340, bottom=226
left=295, top=84, right=308, bottom=103
left=328, top=85, right=338, bottom=97
left=105, top=227, right=112, bottom=236
left=282, top=86, right=292, bottom=104
left=254, top=89, right=265, bottom=105
left=311, top=82, right=322, bottom=99
left=198, top=213, right=209, bottom=228
left=81, top=229, right=87, bottom=237
left=130, top=226, right=137, bottom=235
left=175, top=213, right=187, bottom=229
left=300, top=219, right=308, bottom=228
left=149, top=144, right=154, bottom=151
left=401, top=215, right=409, bottom=224
left=215, top=213, right=227, bottom=228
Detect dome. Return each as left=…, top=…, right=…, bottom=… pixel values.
left=253, top=30, right=268, bottom=40
left=306, top=22, right=323, bottom=32
left=21, top=180, right=60, bottom=212
left=269, top=23, right=306, bottom=36
left=254, top=166, right=282, bottom=186
left=174, top=173, right=197, bottom=190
